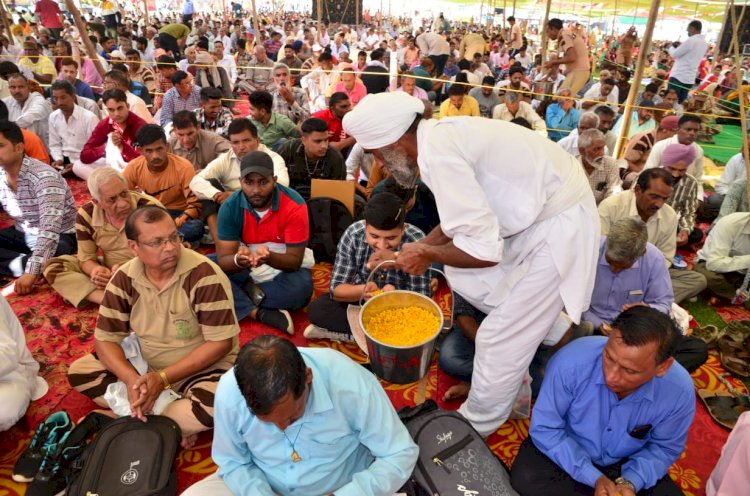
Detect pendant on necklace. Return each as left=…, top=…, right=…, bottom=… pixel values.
left=291, top=450, right=301, bottom=463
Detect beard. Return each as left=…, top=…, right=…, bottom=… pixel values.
left=378, top=147, right=418, bottom=187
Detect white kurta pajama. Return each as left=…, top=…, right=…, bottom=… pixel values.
left=416, top=118, right=600, bottom=436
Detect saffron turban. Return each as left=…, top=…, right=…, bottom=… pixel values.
left=342, top=92, right=425, bottom=150
left=662, top=143, right=697, bottom=167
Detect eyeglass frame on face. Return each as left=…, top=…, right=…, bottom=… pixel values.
left=136, top=231, right=184, bottom=249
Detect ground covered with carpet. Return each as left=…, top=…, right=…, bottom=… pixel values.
left=0, top=176, right=746, bottom=496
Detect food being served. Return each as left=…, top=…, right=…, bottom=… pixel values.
left=364, top=306, right=441, bottom=346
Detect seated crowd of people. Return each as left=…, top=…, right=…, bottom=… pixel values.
left=2, top=6, right=749, bottom=496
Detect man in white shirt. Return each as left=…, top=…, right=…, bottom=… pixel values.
left=48, top=81, right=99, bottom=173
left=190, top=118, right=287, bottom=244
left=557, top=112, right=601, bottom=159
left=695, top=212, right=750, bottom=304
left=492, top=90, right=547, bottom=137
left=3, top=74, right=51, bottom=146
left=343, top=92, right=600, bottom=437
left=707, top=150, right=747, bottom=218
left=598, top=168, right=707, bottom=303
left=213, top=40, right=237, bottom=84
left=644, top=114, right=704, bottom=200
left=581, top=78, right=618, bottom=111
left=668, top=20, right=708, bottom=103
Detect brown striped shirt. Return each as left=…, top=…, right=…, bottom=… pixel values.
left=95, top=247, right=239, bottom=370
left=623, top=130, right=657, bottom=173
left=76, top=191, right=161, bottom=268
left=667, top=173, right=699, bottom=233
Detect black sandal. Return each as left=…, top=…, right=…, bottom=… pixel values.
left=698, top=389, right=750, bottom=430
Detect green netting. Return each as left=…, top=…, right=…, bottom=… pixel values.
left=700, top=125, right=745, bottom=165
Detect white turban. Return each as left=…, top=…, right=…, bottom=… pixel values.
left=342, top=92, right=425, bottom=150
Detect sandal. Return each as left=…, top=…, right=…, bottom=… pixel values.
left=692, top=324, right=721, bottom=348
left=718, top=336, right=750, bottom=377
left=698, top=389, right=750, bottom=430
left=722, top=320, right=750, bottom=343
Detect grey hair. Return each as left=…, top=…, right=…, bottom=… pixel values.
left=606, top=218, right=649, bottom=263
left=504, top=90, right=520, bottom=104
left=578, top=111, right=600, bottom=131
left=272, top=62, right=290, bottom=74
left=578, top=128, right=605, bottom=149
left=87, top=167, right=128, bottom=201
left=556, top=88, right=572, bottom=97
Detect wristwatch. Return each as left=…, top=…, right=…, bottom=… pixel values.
left=614, top=477, right=636, bottom=493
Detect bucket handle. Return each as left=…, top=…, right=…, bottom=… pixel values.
left=360, top=259, right=454, bottom=331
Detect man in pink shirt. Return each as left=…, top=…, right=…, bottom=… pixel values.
left=332, top=68, right=367, bottom=107
left=34, top=0, right=64, bottom=40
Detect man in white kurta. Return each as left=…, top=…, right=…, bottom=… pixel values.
left=0, top=293, right=48, bottom=431
left=343, top=92, right=600, bottom=436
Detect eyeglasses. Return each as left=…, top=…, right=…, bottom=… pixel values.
left=137, top=232, right=184, bottom=249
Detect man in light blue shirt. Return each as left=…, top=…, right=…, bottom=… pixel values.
left=182, top=336, right=418, bottom=496
left=583, top=218, right=673, bottom=332
left=511, top=306, right=695, bottom=496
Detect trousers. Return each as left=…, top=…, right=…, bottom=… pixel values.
left=0, top=227, right=76, bottom=277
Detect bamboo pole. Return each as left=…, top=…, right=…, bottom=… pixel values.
left=317, top=0, right=322, bottom=43
left=539, top=0, right=552, bottom=64
left=512, top=0, right=516, bottom=16
left=64, top=0, right=106, bottom=78
left=0, top=0, right=14, bottom=44
left=356, top=0, right=359, bottom=26
left=613, top=0, right=661, bottom=158
left=728, top=0, right=750, bottom=205
left=249, top=0, right=261, bottom=49
left=715, top=1, right=732, bottom=59
left=142, top=0, right=149, bottom=25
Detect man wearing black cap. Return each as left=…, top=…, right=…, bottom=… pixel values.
left=214, top=151, right=313, bottom=333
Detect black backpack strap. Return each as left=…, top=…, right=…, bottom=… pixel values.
left=65, top=413, right=114, bottom=468
left=397, top=399, right=439, bottom=423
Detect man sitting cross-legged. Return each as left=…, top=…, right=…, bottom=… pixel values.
left=304, top=192, right=433, bottom=341
left=168, top=110, right=231, bottom=171
left=190, top=119, right=288, bottom=246
left=181, top=335, right=418, bottom=496
left=510, top=306, right=694, bottom=496
left=214, top=151, right=313, bottom=333
left=44, top=168, right=161, bottom=307
left=67, top=205, right=239, bottom=449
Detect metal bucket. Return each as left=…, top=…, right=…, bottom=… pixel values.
left=359, top=290, right=444, bottom=384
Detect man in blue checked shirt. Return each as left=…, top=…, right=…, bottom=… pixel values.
left=182, top=335, right=418, bottom=496
left=304, top=191, right=433, bottom=341
left=510, top=306, right=694, bottom=496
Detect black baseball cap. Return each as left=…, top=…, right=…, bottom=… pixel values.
left=240, top=151, right=274, bottom=178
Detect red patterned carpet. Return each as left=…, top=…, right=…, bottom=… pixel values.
left=0, top=177, right=742, bottom=496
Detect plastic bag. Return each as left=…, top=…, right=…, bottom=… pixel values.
left=509, top=372, right=532, bottom=420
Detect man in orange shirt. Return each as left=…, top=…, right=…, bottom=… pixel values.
left=0, top=99, right=49, bottom=163
left=123, top=125, right=204, bottom=245
left=544, top=18, right=591, bottom=96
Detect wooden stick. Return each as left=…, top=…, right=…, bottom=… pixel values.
left=249, top=0, right=261, bottom=50
left=715, top=1, right=732, bottom=59
left=0, top=0, right=14, bottom=44
left=142, top=0, right=149, bottom=25
left=540, top=0, right=552, bottom=64
left=317, top=0, right=322, bottom=43
left=613, top=0, right=661, bottom=158
left=64, top=0, right=106, bottom=78
left=729, top=1, right=750, bottom=206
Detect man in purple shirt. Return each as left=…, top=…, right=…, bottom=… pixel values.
left=582, top=218, right=706, bottom=372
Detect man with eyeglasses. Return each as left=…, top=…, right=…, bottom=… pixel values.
left=161, top=70, right=202, bottom=127
left=44, top=167, right=162, bottom=307
left=68, top=204, right=239, bottom=450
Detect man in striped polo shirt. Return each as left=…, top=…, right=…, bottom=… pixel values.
left=68, top=205, right=239, bottom=449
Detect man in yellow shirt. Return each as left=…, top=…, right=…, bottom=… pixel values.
left=17, top=41, right=57, bottom=85
left=439, top=84, right=480, bottom=118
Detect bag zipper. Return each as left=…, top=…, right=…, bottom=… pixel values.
left=430, top=434, right=474, bottom=474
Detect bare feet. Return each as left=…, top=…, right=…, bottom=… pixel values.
left=443, top=382, right=471, bottom=402
left=181, top=434, right=198, bottom=450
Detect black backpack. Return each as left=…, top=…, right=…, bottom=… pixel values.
left=307, top=197, right=354, bottom=263
left=398, top=400, right=519, bottom=496
left=67, top=415, right=181, bottom=496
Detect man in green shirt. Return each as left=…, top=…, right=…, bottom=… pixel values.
left=248, top=90, right=300, bottom=151
left=158, top=23, right=190, bottom=59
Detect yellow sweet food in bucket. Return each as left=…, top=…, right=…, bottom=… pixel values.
left=364, top=307, right=441, bottom=347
